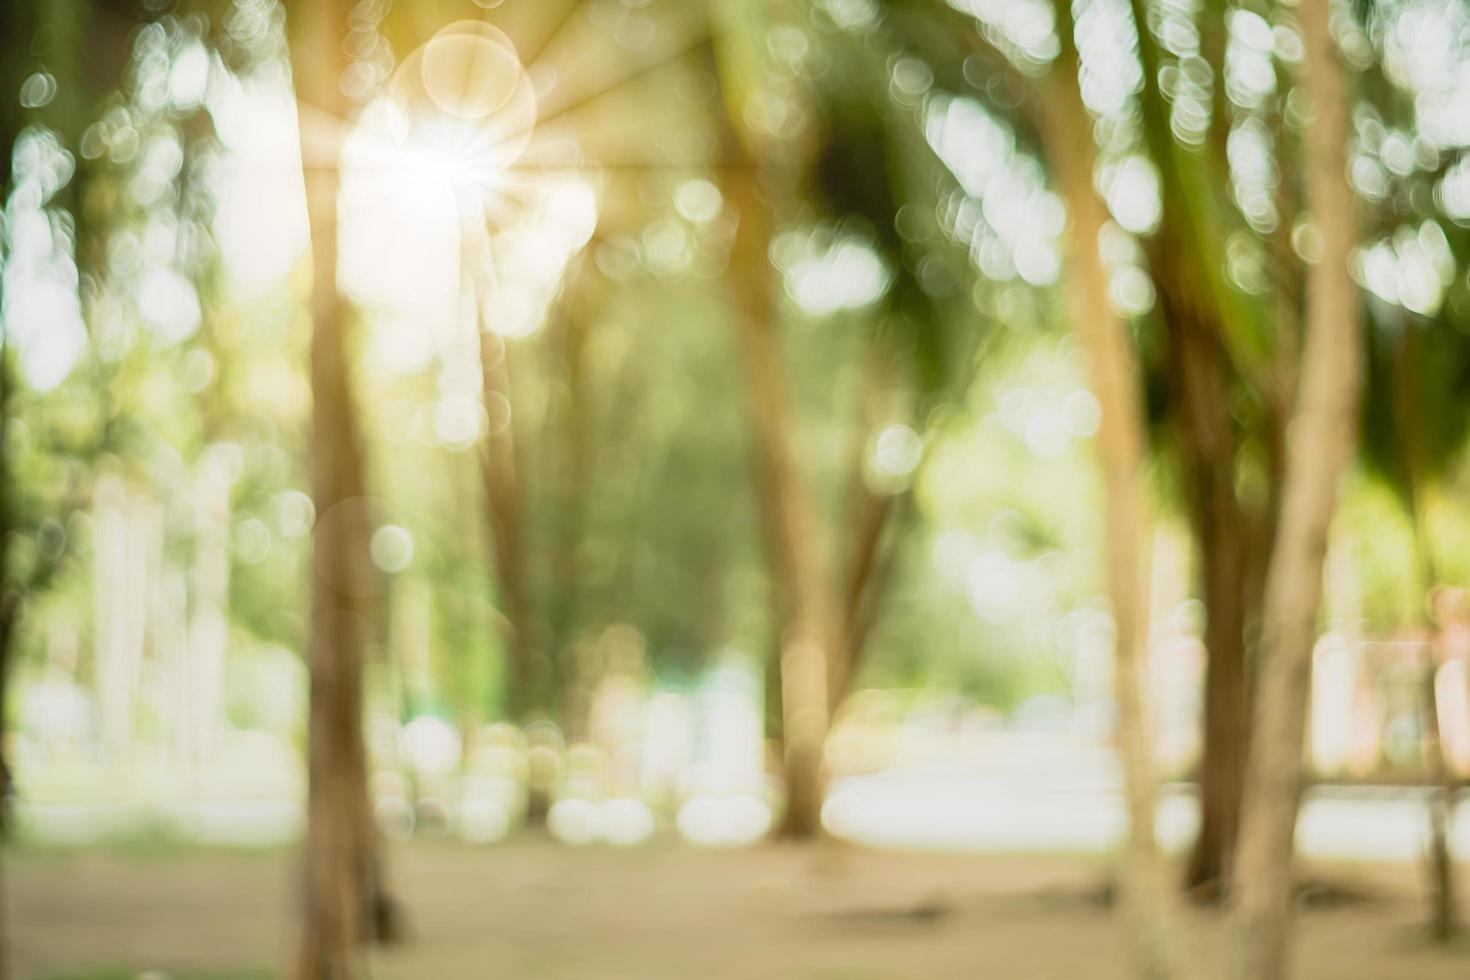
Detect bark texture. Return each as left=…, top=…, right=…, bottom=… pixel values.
left=1229, top=0, right=1363, bottom=975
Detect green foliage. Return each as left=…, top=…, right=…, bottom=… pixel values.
left=5, top=0, right=1470, bottom=749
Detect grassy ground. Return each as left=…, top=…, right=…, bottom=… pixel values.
left=10, top=837, right=1470, bottom=979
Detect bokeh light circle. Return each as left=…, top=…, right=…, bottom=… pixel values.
left=389, top=21, right=540, bottom=179
left=421, top=33, right=523, bottom=120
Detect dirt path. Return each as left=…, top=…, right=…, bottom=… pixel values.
left=10, top=839, right=1470, bottom=979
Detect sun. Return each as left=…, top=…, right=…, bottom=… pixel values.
left=335, top=18, right=599, bottom=355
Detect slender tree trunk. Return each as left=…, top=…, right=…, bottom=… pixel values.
left=1421, top=633, right=1459, bottom=942
left=0, top=842, right=8, bottom=980
left=0, top=591, right=14, bottom=822
left=549, top=286, right=590, bottom=728
left=1393, top=319, right=1458, bottom=941
left=1, top=55, right=27, bottom=970
left=466, top=244, right=538, bottom=726
left=1, top=11, right=44, bottom=976
left=0, top=345, right=17, bottom=830
left=1042, top=25, right=1188, bottom=978
left=1133, top=0, right=1277, bottom=892
left=828, top=422, right=887, bottom=713
left=185, top=445, right=234, bottom=778
left=92, top=474, right=154, bottom=761
left=830, top=483, right=900, bottom=715
left=1129, top=0, right=1285, bottom=898
left=289, top=1, right=399, bottom=974
left=1188, top=492, right=1250, bottom=898
left=826, top=353, right=913, bottom=716
left=465, top=242, right=550, bottom=823
left=0, top=350, right=15, bottom=980
left=296, top=147, right=369, bottom=980
left=726, top=171, right=834, bottom=839
left=706, top=10, right=834, bottom=838
left=1159, top=296, right=1252, bottom=898
left=1229, top=0, right=1363, bottom=975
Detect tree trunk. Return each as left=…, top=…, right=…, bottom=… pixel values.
left=0, top=843, right=8, bottom=980
left=296, top=150, right=370, bottom=980
left=0, top=358, right=14, bottom=980
left=549, top=287, right=590, bottom=730
left=726, top=171, right=834, bottom=839
left=93, top=474, right=155, bottom=761
left=1393, top=318, right=1458, bottom=942
left=1041, top=23, right=1188, bottom=978
left=1188, top=490, right=1250, bottom=899
left=185, top=444, right=234, bottom=778
left=1228, top=0, right=1363, bottom=975
left=0, top=345, right=17, bottom=832
left=1, top=38, right=28, bottom=970
left=1420, top=635, right=1458, bottom=942
left=827, top=352, right=912, bottom=716
left=288, top=1, right=399, bottom=974
left=463, top=239, right=551, bottom=824
left=830, top=483, right=900, bottom=715
left=1181, top=462, right=1249, bottom=901
left=706, top=13, right=834, bottom=838
left=0, top=590, right=15, bottom=825
left=466, top=246, right=538, bottom=724
left=1156, top=285, right=1252, bottom=899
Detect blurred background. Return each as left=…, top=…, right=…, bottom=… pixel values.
left=3, top=0, right=1470, bottom=978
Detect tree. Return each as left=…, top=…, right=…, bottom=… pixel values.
left=0, top=0, right=40, bottom=842
left=1037, top=5, right=1189, bottom=975
left=1352, top=11, right=1470, bottom=939
left=1358, top=250, right=1470, bottom=943
left=914, top=0, right=1191, bottom=969
left=1121, top=0, right=1287, bottom=895
left=709, top=0, right=837, bottom=838
left=0, top=3, right=104, bottom=973
left=286, top=0, right=401, bottom=973
left=467, top=246, right=538, bottom=724
left=799, top=13, right=992, bottom=716
left=1229, top=0, right=1364, bottom=975
left=465, top=233, right=547, bottom=820
left=0, top=12, right=33, bottom=977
